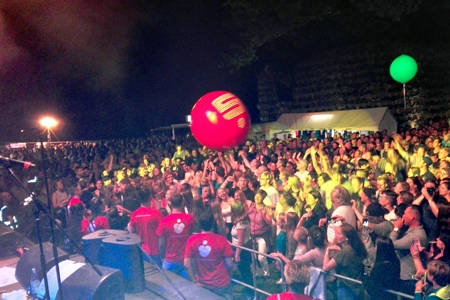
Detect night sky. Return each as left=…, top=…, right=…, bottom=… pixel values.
left=0, top=0, right=258, bottom=142
left=0, top=0, right=448, bottom=142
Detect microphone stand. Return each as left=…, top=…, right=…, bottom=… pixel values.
left=3, top=138, right=103, bottom=299
left=33, top=139, right=104, bottom=279
left=2, top=164, right=52, bottom=300
left=38, top=135, right=64, bottom=300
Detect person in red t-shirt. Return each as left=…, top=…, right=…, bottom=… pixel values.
left=184, top=211, right=234, bottom=300
left=156, top=193, right=194, bottom=278
left=128, top=188, right=163, bottom=266
left=267, top=260, right=316, bottom=300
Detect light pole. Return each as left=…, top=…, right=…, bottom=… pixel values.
left=39, top=117, right=57, bottom=143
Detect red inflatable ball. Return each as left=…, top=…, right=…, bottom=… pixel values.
left=190, top=91, right=251, bottom=151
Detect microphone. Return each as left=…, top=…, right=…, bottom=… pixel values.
left=0, top=156, right=36, bottom=169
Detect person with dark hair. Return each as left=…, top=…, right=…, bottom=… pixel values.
left=267, top=260, right=316, bottom=300
left=350, top=176, right=365, bottom=210
left=128, top=188, right=163, bottom=265
left=230, top=200, right=253, bottom=287
left=90, top=180, right=111, bottom=217
left=210, top=197, right=229, bottom=237
left=316, top=172, right=331, bottom=189
left=420, top=156, right=437, bottom=182
left=390, top=204, right=428, bottom=293
left=248, top=178, right=260, bottom=193
left=413, top=180, right=447, bottom=241
left=65, top=201, right=85, bottom=253
left=411, top=229, right=450, bottom=275
left=438, top=180, right=450, bottom=203
left=213, top=165, right=226, bottom=190
left=179, top=183, right=194, bottom=213
left=362, top=236, right=401, bottom=300
left=200, top=185, right=214, bottom=207
left=225, top=176, right=255, bottom=203
left=274, top=191, right=297, bottom=222
left=359, top=187, right=376, bottom=215
left=151, top=182, right=169, bottom=211
left=156, top=193, right=194, bottom=278
left=191, top=196, right=206, bottom=233
left=298, top=190, right=326, bottom=230
left=248, top=189, right=272, bottom=277
left=323, top=223, right=367, bottom=299
left=352, top=201, right=394, bottom=265
left=286, top=212, right=301, bottom=261
left=163, top=171, right=179, bottom=194
left=184, top=211, right=234, bottom=300
left=407, top=176, right=423, bottom=199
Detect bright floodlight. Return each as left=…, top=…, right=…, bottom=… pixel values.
left=40, top=117, right=57, bottom=128
left=40, top=117, right=57, bottom=143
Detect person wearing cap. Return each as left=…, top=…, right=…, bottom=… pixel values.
left=421, top=156, right=437, bottom=182
left=351, top=201, right=393, bottom=265
left=353, top=202, right=393, bottom=236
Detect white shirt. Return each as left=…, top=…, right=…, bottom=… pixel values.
left=327, top=205, right=357, bottom=243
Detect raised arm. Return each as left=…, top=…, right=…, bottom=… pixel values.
left=310, top=146, right=323, bottom=175
left=392, top=134, right=409, bottom=161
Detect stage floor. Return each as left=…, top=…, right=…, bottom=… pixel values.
left=0, top=253, right=225, bottom=300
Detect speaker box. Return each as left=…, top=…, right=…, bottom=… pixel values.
left=82, top=230, right=128, bottom=265
left=15, top=242, right=70, bottom=289
left=15, top=243, right=124, bottom=300
left=44, top=262, right=124, bottom=300
left=100, top=233, right=145, bottom=293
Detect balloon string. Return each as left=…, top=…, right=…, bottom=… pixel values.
left=402, top=83, right=406, bottom=109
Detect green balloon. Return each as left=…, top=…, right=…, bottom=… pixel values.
left=390, top=54, right=418, bottom=84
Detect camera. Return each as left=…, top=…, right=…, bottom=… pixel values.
left=426, top=187, right=435, bottom=196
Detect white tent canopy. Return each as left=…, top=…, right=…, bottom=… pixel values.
left=248, top=122, right=290, bottom=138
left=275, top=107, right=397, bottom=134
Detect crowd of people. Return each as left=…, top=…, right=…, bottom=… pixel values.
left=1, top=118, right=450, bottom=299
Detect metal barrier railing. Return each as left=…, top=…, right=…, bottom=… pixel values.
left=229, top=244, right=415, bottom=300
left=230, top=243, right=286, bottom=299
left=323, top=271, right=414, bottom=300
